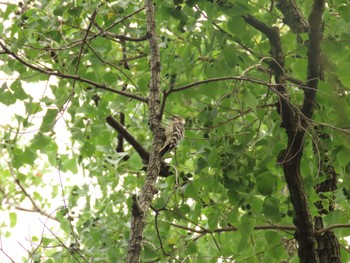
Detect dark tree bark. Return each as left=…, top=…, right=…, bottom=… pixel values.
left=314, top=156, right=341, bottom=262
left=244, top=1, right=325, bottom=262
left=276, top=0, right=309, bottom=33
left=244, top=15, right=318, bottom=263
left=126, top=0, right=163, bottom=262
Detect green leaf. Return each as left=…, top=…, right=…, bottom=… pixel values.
left=263, top=197, right=280, bottom=221
left=337, top=63, right=350, bottom=86
left=266, top=245, right=284, bottom=261
left=31, top=133, right=52, bottom=150
left=264, top=231, right=280, bottom=244
left=103, top=71, right=119, bottom=84
left=339, top=5, right=350, bottom=23
left=9, top=212, right=17, bottom=228
left=243, top=90, right=258, bottom=109
left=184, top=242, right=197, bottom=255
left=128, top=152, right=144, bottom=170
left=256, top=171, right=275, bottom=196
left=67, top=6, right=83, bottom=16
left=0, top=83, right=16, bottom=106
left=238, top=214, right=255, bottom=238
left=207, top=210, right=220, bottom=231
left=223, top=44, right=238, bottom=68
left=40, top=109, right=58, bottom=133
left=170, top=7, right=188, bottom=21
left=62, top=156, right=78, bottom=174
left=81, top=142, right=96, bottom=157
left=11, top=80, right=29, bottom=100
left=184, top=182, right=200, bottom=200
left=227, top=16, right=246, bottom=37
left=237, top=215, right=255, bottom=251
left=20, top=148, right=38, bottom=164
left=53, top=6, right=65, bottom=16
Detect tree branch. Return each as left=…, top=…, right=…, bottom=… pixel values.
left=317, top=224, right=350, bottom=235
left=171, top=76, right=275, bottom=93
left=276, top=0, right=309, bottom=33
left=0, top=236, right=16, bottom=263
left=244, top=12, right=320, bottom=263
left=170, top=223, right=297, bottom=234
left=238, top=15, right=296, bottom=133
left=302, top=0, right=324, bottom=119
left=106, top=116, right=150, bottom=162
left=106, top=115, right=172, bottom=177
left=0, top=41, right=147, bottom=103
left=126, top=0, right=163, bottom=261
left=95, top=25, right=151, bottom=42
left=11, top=176, right=56, bottom=221
left=13, top=179, right=55, bottom=220
left=306, top=1, right=339, bottom=261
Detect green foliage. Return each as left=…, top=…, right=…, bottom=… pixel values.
left=0, top=0, right=349, bottom=262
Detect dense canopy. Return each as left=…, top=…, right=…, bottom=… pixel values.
left=0, top=0, right=350, bottom=262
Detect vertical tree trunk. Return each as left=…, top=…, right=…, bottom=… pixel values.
left=126, top=0, right=162, bottom=262
left=314, top=164, right=341, bottom=262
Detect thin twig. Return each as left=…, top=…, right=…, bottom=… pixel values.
left=57, top=167, right=80, bottom=247
left=0, top=40, right=147, bottom=102
left=316, top=223, right=350, bottom=235
left=0, top=235, right=15, bottom=263
left=7, top=162, right=56, bottom=220
left=170, top=222, right=297, bottom=234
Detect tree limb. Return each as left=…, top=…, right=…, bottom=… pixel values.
left=126, top=0, right=163, bottom=261
left=170, top=223, right=297, bottom=234
left=170, top=75, right=304, bottom=95
left=106, top=116, right=150, bottom=161
left=0, top=236, right=16, bottom=263
left=302, top=0, right=324, bottom=119
left=317, top=224, right=350, bottom=235
left=244, top=12, right=320, bottom=263
left=310, top=1, right=340, bottom=257
left=276, top=0, right=309, bottom=33
left=14, top=178, right=56, bottom=221
left=95, top=24, right=151, bottom=42
left=0, top=41, right=147, bottom=103
left=106, top=115, right=172, bottom=177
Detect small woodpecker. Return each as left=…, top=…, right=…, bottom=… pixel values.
left=159, top=115, right=185, bottom=157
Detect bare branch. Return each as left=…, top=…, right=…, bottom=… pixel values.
left=5, top=161, right=57, bottom=221
left=41, top=221, right=89, bottom=263
left=170, top=223, right=297, bottom=234
left=106, top=116, right=150, bottom=162
left=317, top=224, right=350, bottom=235
left=0, top=41, right=147, bottom=103
left=171, top=76, right=277, bottom=94
left=102, top=7, right=145, bottom=32
left=244, top=10, right=321, bottom=263
left=302, top=0, right=324, bottom=119
left=90, top=95, right=172, bottom=176
left=95, top=24, right=150, bottom=42
left=0, top=236, right=16, bottom=263
left=13, top=179, right=55, bottom=220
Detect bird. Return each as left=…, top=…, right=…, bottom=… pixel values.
left=159, top=115, right=185, bottom=157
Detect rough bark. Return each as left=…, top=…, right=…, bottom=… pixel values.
left=292, top=1, right=325, bottom=261
left=244, top=16, right=317, bottom=262
left=276, top=0, right=309, bottom=33
left=314, top=160, right=341, bottom=262
left=245, top=1, right=325, bottom=261
left=126, top=0, right=163, bottom=262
